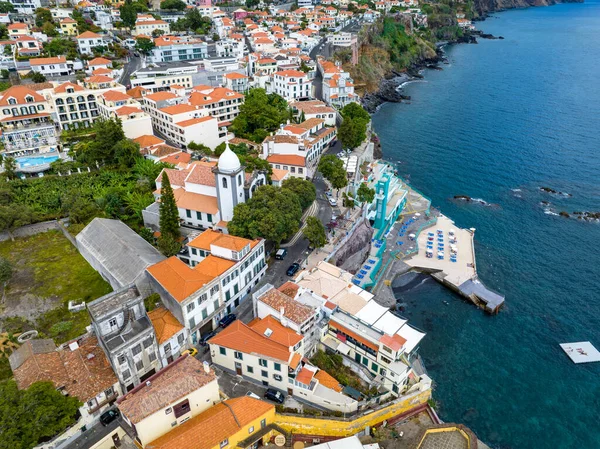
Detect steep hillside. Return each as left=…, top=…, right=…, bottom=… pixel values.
left=473, top=0, right=583, bottom=15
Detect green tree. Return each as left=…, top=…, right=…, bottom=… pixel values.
left=341, top=102, right=370, bottom=122
left=152, top=28, right=165, bottom=38
left=318, top=155, right=347, bottom=191
left=158, top=171, right=180, bottom=240
left=0, top=204, right=36, bottom=231
left=229, top=185, right=302, bottom=245
left=113, top=139, right=141, bottom=169
left=0, top=25, right=8, bottom=40
left=76, top=118, right=126, bottom=165
left=34, top=7, right=53, bottom=27
left=339, top=117, right=365, bottom=149
left=230, top=89, right=289, bottom=142
left=135, top=37, right=155, bottom=55
left=41, top=21, right=58, bottom=37
left=303, top=216, right=326, bottom=248
left=157, top=232, right=181, bottom=257
left=0, top=380, right=81, bottom=449
left=3, top=157, right=16, bottom=180
left=160, top=0, right=187, bottom=10
left=187, top=141, right=213, bottom=158
left=31, top=72, right=47, bottom=83
left=119, top=0, right=149, bottom=28
left=212, top=32, right=220, bottom=42
left=282, top=177, right=316, bottom=210
left=0, top=1, right=14, bottom=12
left=356, top=183, right=375, bottom=204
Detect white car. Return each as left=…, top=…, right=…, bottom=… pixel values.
left=328, top=197, right=337, bottom=207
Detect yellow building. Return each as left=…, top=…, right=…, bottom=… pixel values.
left=60, top=17, right=78, bottom=36
left=147, top=396, right=276, bottom=449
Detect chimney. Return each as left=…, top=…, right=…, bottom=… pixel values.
left=203, top=361, right=211, bottom=374
left=280, top=307, right=285, bottom=320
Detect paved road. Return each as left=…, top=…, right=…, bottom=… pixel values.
left=63, top=415, right=122, bottom=449
left=120, top=54, right=142, bottom=88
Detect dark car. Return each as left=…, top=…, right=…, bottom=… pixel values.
left=219, top=314, right=236, bottom=328
left=286, top=263, right=300, bottom=277
left=264, top=388, right=285, bottom=404
left=100, top=409, right=119, bottom=426
left=199, top=330, right=217, bottom=346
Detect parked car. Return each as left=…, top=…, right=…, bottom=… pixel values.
left=100, top=409, right=119, bottom=426
left=337, top=151, right=345, bottom=158
left=325, top=191, right=332, bottom=197
left=286, top=263, right=300, bottom=276
left=329, top=139, right=337, bottom=148
left=182, top=347, right=198, bottom=357
left=264, top=388, right=285, bottom=404
left=246, top=391, right=261, bottom=399
left=328, top=197, right=337, bottom=207
left=275, top=248, right=287, bottom=260
left=219, top=314, right=236, bottom=328
left=199, top=331, right=217, bottom=346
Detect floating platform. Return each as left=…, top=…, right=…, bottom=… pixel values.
left=560, top=342, right=600, bottom=364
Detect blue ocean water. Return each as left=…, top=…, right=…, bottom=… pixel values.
left=372, top=2, right=600, bottom=448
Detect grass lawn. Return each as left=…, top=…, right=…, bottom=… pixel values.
left=0, top=230, right=112, bottom=376
left=310, top=349, right=377, bottom=397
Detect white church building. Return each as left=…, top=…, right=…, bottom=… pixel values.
left=142, top=144, right=267, bottom=233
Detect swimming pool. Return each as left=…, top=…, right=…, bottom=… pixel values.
left=16, top=154, right=59, bottom=168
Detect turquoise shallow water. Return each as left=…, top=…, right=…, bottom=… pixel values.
left=372, top=2, right=600, bottom=448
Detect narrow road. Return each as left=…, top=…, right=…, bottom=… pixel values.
left=120, top=54, right=142, bottom=88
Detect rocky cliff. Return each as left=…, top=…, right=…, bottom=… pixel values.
left=473, top=0, right=583, bottom=15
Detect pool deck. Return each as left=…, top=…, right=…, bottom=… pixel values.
left=404, top=215, right=504, bottom=314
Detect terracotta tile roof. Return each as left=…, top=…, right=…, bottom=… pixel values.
left=195, top=254, right=236, bottom=278
left=8, top=23, right=28, bottom=29
left=53, top=82, right=84, bottom=93
left=257, top=287, right=314, bottom=325
left=289, top=352, right=302, bottom=370
left=118, top=356, right=216, bottom=424
left=88, top=57, right=111, bottom=66
left=145, top=91, right=178, bottom=102
left=298, top=118, right=324, bottom=130
left=77, top=31, right=102, bottom=39
left=126, top=86, right=148, bottom=99
left=102, top=89, right=130, bottom=101
left=176, top=115, right=215, bottom=127
left=224, top=72, right=248, bottom=79
left=147, top=257, right=215, bottom=302
left=159, top=167, right=188, bottom=187
left=86, top=75, right=115, bottom=83
left=283, top=125, right=306, bottom=136
left=267, top=154, right=306, bottom=167
left=160, top=103, right=197, bottom=116
left=161, top=152, right=191, bottom=165
left=184, top=161, right=217, bottom=187
left=270, top=168, right=289, bottom=182
left=324, top=300, right=336, bottom=310
left=296, top=367, right=315, bottom=385
left=379, top=333, right=407, bottom=352
left=263, top=134, right=298, bottom=145
left=115, top=105, right=142, bottom=116
left=0, top=85, right=45, bottom=105
left=208, top=320, right=293, bottom=362
left=274, top=69, right=306, bottom=78
left=10, top=335, right=117, bottom=403
left=314, top=370, right=343, bottom=392
left=188, top=229, right=256, bottom=252
left=30, top=56, right=67, bottom=65
left=249, top=315, right=303, bottom=347
left=153, top=145, right=180, bottom=157
left=277, top=281, right=299, bottom=298
left=188, top=87, right=244, bottom=107
left=134, top=134, right=164, bottom=149
left=147, top=397, right=274, bottom=449
left=92, top=68, right=113, bottom=76
left=148, top=307, right=184, bottom=345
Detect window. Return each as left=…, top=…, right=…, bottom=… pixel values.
left=135, top=360, right=144, bottom=371
left=164, top=342, right=171, bottom=353
left=371, top=362, right=378, bottom=373
left=274, top=363, right=281, bottom=372
left=225, top=290, right=231, bottom=301
left=189, top=317, right=196, bottom=328
left=143, top=337, right=153, bottom=348
left=273, top=374, right=282, bottom=381
left=122, top=369, right=131, bottom=379
left=237, top=174, right=242, bottom=186
left=222, top=177, right=228, bottom=188
left=178, top=333, right=184, bottom=345
left=196, top=211, right=202, bottom=220
left=362, top=356, right=368, bottom=366
left=202, top=309, right=208, bottom=320
left=186, top=209, right=192, bottom=218
left=174, top=399, right=191, bottom=418
left=247, top=365, right=254, bottom=373
left=219, top=347, right=227, bottom=355
left=207, top=213, right=213, bottom=222
left=117, top=354, right=126, bottom=365
left=149, top=352, right=157, bottom=362
left=261, top=370, right=268, bottom=378
left=248, top=426, right=255, bottom=434
left=192, top=248, right=197, bottom=255
left=259, top=359, right=267, bottom=368
left=214, top=299, right=219, bottom=310
left=234, top=351, right=243, bottom=360
left=132, top=345, right=141, bottom=356
left=210, top=284, right=219, bottom=295
left=187, top=302, right=195, bottom=313
left=261, top=419, right=266, bottom=429
left=220, top=439, right=228, bottom=448
left=109, top=318, right=117, bottom=327
left=104, top=386, right=114, bottom=397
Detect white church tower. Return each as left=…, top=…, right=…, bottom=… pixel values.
left=214, top=140, right=246, bottom=224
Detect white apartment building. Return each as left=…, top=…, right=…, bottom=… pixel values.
left=131, top=63, right=197, bottom=92
left=291, top=100, right=337, bottom=127
left=117, top=356, right=220, bottom=448
left=77, top=31, right=106, bottom=55
left=269, top=70, right=312, bottom=101
left=146, top=230, right=267, bottom=345
left=188, top=85, right=244, bottom=125
left=30, top=56, right=72, bottom=77
left=97, top=89, right=153, bottom=139
left=133, top=17, right=170, bottom=37
left=149, top=35, right=208, bottom=63
left=8, top=0, right=41, bottom=14
left=318, top=57, right=357, bottom=107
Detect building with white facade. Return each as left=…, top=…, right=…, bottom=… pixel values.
left=8, top=0, right=41, bottom=14
left=148, top=306, right=190, bottom=366
left=149, top=35, right=208, bottom=63
left=146, top=229, right=267, bottom=345
left=269, top=69, right=312, bottom=101
left=317, top=57, right=357, bottom=107
left=97, top=89, right=153, bottom=139
left=77, top=31, right=106, bottom=55
left=291, top=100, right=337, bottom=127
left=133, top=16, right=170, bottom=36
left=30, top=56, right=72, bottom=77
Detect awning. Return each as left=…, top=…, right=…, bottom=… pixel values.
left=337, top=342, right=351, bottom=355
